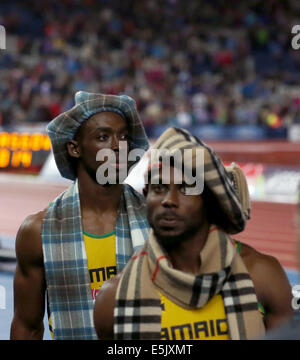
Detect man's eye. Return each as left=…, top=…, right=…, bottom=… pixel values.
left=180, top=183, right=194, bottom=194
left=97, top=134, right=108, bottom=141
left=152, top=184, right=166, bottom=193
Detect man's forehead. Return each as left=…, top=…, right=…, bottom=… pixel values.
left=74, top=111, right=128, bottom=140
left=82, top=112, right=128, bottom=134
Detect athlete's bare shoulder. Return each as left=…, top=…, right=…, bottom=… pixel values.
left=94, top=274, right=121, bottom=339
left=15, top=208, right=48, bottom=269
left=239, top=241, right=282, bottom=273
left=238, top=241, right=293, bottom=329
left=238, top=241, right=289, bottom=288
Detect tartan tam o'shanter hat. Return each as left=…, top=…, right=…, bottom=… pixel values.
left=47, top=91, right=149, bottom=181
left=148, top=127, right=248, bottom=234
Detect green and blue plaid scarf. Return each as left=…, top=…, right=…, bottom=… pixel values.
left=42, top=180, right=150, bottom=340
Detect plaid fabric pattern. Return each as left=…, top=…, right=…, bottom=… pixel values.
left=151, top=127, right=246, bottom=234
left=47, top=91, right=149, bottom=180
left=225, top=163, right=251, bottom=220
left=42, top=180, right=150, bottom=340
left=114, top=227, right=265, bottom=340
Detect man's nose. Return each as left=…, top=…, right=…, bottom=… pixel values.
left=161, top=188, right=179, bottom=208
left=111, top=135, right=120, bottom=152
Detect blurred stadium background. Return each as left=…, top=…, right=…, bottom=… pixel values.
left=0, top=0, right=300, bottom=339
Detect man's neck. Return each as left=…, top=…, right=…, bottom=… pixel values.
left=77, top=170, right=123, bottom=213
left=165, top=222, right=210, bottom=275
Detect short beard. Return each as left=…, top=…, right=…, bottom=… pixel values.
left=154, top=225, right=200, bottom=253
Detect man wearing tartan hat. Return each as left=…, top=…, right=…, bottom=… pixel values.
left=94, top=127, right=293, bottom=340
left=11, top=92, right=150, bottom=340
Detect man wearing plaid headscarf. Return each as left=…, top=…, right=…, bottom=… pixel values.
left=11, top=92, right=150, bottom=340
left=94, top=127, right=293, bottom=340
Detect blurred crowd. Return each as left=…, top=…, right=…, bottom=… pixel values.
left=0, top=0, right=300, bottom=136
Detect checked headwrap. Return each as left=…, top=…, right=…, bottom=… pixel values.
left=47, top=91, right=149, bottom=181
left=148, top=127, right=247, bottom=234
left=151, top=128, right=247, bottom=234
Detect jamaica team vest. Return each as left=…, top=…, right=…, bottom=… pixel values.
left=159, top=292, right=229, bottom=340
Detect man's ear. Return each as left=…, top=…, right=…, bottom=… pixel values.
left=67, top=140, right=80, bottom=159
left=143, top=184, right=149, bottom=198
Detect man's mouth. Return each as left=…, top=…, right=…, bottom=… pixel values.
left=157, top=212, right=182, bottom=227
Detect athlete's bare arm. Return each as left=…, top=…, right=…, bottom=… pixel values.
left=240, top=242, right=293, bottom=330
left=10, top=209, right=47, bottom=340
left=94, top=274, right=120, bottom=340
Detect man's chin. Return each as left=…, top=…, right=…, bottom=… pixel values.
left=153, top=228, right=184, bottom=249
left=96, top=172, right=126, bottom=185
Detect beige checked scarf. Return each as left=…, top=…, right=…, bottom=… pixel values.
left=114, top=226, right=265, bottom=340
